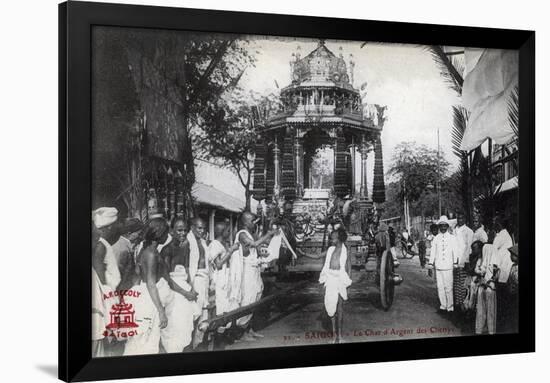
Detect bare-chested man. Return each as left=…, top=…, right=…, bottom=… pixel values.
left=160, top=218, right=200, bottom=352
left=319, top=227, right=352, bottom=344
left=171, top=216, right=190, bottom=248
left=111, top=217, right=143, bottom=291
left=123, top=218, right=173, bottom=355
left=235, top=211, right=277, bottom=341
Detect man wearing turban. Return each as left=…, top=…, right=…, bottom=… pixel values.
left=91, top=207, right=121, bottom=357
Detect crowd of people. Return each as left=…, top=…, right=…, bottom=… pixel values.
left=369, top=212, right=519, bottom=335
left=425, top=213, right=519, bottom=334
left=90, top=204, right=518, bottom=357
left=91, top=207, right=281, bottom=357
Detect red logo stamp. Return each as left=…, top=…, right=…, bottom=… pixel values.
left=106, top=299, right=139, bottom=330
left=103, top=293, right=140, bottom=339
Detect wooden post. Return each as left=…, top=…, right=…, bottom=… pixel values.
left=350, top=136, right=356, bottom=196
left=294, top=134, right=303, bottom=197
left=360, top=135, right=369, bottom=198
left=229, top=212, right=234, bottom=244
left=209, top=209, right=216, bottom=241
left=273, top=135, right=281, bottom=199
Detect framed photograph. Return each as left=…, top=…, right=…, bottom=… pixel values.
left=59, top=1, right=535, bottom=381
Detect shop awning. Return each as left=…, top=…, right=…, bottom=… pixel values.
left=192, top=182, right=244, bottom=213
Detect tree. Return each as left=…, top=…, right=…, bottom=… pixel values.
left=386, top=142, right=450, bottom=228
left=426, top=46, right=478, bottom=225
left=92, top=28, right=144, bottom=218
left=388, top=142, right=450, bottom=202
left=97, top=29, right=256, bottom=218
left=450, top=105, right=474, bottom=225
left=193, top=90, right=259, bottom=210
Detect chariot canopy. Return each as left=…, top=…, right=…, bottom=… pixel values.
left=252, top=40, right=386, bottom=205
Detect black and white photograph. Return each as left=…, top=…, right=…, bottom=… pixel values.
left=90, top=27, right=521, bottom=357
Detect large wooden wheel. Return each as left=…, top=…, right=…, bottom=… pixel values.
left=379, top=250, right=395, bottom=310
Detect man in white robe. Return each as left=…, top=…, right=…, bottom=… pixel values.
left=319, top=228, right=352, bottom=344
left=235, top=212, right=276, bottom=341
left=454, top=213, right=474, bottom=267
left=91, top=207, right=121, bottom=357
left=493, top=218, right=514, bottom=284
left=429, top=216, right=459, bottom=313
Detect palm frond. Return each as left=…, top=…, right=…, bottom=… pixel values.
left=507, top=84, right=519, bottom=139
left=451, top=106, right=469, bottom=156
left=425, top=45, right=464, bottom=95
left=450, top=105, right=472, bottom=222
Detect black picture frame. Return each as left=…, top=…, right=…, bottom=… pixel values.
left=59, top=1, right=535, bottom=381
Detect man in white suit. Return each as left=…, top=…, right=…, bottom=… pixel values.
left=428, top=215, right=460, bottom=313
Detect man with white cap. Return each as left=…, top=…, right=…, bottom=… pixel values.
left=92, top=207, right=121, bottom=290
left=91, top=207, right=121, bottom=357
left=428, top=215, right=459, bottom=313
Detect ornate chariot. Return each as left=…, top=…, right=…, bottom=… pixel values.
left=251, top=41, right=398, bottom=309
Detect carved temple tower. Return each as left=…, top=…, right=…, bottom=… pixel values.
left=252, top=40, right=386, bottom=225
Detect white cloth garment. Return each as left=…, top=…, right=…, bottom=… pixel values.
left=187, top=231, right=208, bottom=283
left=436, top=269, right=454, bottom=311
left=123, top=278, right=173, bottom=356
left=157, top=234, right=172, bottom=253
left=161, top=265, right=199, bottom=352
left=473, top=226, right=489, bottom=243
left=280, top=229, right=298, bottom=260
left=454, top=224, right=474, bottom=266
left=429, top=232, right=459, bottom=270
left=479, top=244, right=497, bottom=283
left=209, top=240, right=232, bottom=315
left=319, top=246, right=352, bottom=317
left=493, top=229, right=514, bottom=283
left=227, top=233, right=244, bottom=312
left=91, top=269, right=109, bottom=342
left=430, top=232, right=458, bottom=311
left=475, top=247, right=497, bottom=334
left=99, top=237, right=121, bottom=290
left=235, top=230, right=264, bottom=327
left=461, top=48, right=518, bottom=150
left=193, top=270, right=210, bottom=313
left=192, top=269, right=211, bottom=347
left=260, top=231, right=283, bottom=264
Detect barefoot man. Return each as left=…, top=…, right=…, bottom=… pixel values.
left=235, top=211, right=276, bottom=341
left=319, top=227, right=352, bottom=344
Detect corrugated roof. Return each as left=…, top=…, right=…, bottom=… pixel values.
left=192, top=182, right=244, bottom=213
